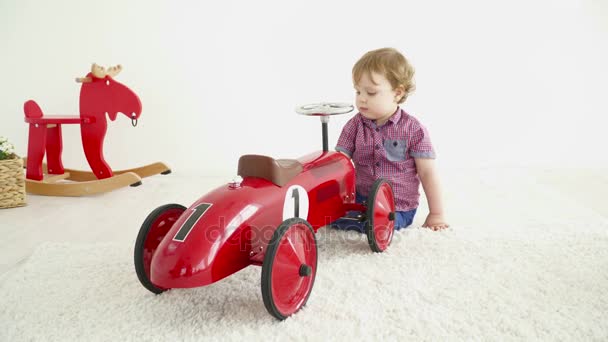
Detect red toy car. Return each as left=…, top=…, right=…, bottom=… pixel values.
left=134, top=103, right=397, bottom=320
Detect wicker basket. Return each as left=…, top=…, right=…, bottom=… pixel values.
left=0, top=157, right=26, bottom=208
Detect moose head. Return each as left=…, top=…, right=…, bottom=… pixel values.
left=77, top=63, right=142, bottom=123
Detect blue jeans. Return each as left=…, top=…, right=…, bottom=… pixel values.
left=331, top=192, right=417, bottom=233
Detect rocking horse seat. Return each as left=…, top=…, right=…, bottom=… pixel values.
left=238, top=154, right=303, bottom=187
left=23, top=100, right=94, bottom=125
left=24, top=115, right=94, bottom=125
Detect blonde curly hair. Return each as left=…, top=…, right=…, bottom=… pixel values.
left=352, top=48, right=415, bottom=104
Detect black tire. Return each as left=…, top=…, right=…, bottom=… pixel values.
left=134, top=203, right=186, bottom=294
left=261, top=217, right=318, bottom=320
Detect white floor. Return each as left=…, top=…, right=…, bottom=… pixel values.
left=1, top=167, right=607, bottom=340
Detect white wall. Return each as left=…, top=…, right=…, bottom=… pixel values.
left=1, top=0, right=607, bottom=177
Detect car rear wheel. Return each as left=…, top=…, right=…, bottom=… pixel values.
left=365, top=179, right=396, bottom=253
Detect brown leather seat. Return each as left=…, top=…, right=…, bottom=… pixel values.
left=237, top=154, right=303, bottom=187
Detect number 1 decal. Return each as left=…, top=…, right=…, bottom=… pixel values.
left=292, top=188, right=300, bottom=217
left=283, top=185, right=309, bottom=221
left=173, top=203, right=212, bottom=242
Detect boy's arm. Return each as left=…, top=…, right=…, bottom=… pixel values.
left=414, top=158, right=449, bottom=230
left=335, top=116, right=358, bottom=158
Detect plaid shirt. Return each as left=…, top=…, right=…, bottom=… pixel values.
left=335, top=107, right=435, bottom=211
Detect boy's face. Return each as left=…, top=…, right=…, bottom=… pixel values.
left=354, top=72, right=403, bottom=122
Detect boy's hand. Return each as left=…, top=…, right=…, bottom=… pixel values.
left=422, top=213, right=449, bottom=231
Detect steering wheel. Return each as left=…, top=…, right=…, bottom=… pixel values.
left=295, top=102, right=354, bottom=116
left=295, top=102, right=353, bottom=151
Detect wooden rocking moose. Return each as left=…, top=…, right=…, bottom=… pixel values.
left=23, top=64, right=171, bottom=196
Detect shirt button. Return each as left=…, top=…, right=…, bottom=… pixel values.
left=375, top=145, right=380, bottom=150
left=375, top=128, right=380, bottom=132
left=375, top=162, right=380, bottom=167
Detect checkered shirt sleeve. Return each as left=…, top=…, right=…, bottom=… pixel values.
left=408, top=120, right=435, bottom=159
left=335, top=116, right=358, bottom=157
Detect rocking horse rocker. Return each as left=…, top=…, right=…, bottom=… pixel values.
left=23, top=64, right=171, bottom=196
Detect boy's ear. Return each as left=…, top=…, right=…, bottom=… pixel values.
left=395, top=85, right=405, bottom=100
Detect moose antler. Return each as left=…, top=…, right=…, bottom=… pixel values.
left=76, top=63, right=123, bottom=83
left=106, top=64, right=122, bottom=77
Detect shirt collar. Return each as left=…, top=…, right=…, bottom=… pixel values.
left=359, top=106, right=402, bottom=127
left=388, top=107, right=402, bottom=124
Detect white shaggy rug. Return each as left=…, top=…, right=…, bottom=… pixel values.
left=1, top=168, right=608, bottom=340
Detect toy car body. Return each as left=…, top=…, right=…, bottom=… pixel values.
left=152, top=151, right=353, bottom=286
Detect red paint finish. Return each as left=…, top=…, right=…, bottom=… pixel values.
left=79, top=73, right=142, bottom=179
left=45, top=125, right=64, bottom=175
left=149, top=151, right=355, bottom=289
left=23, top=73, right=142, bottom=180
